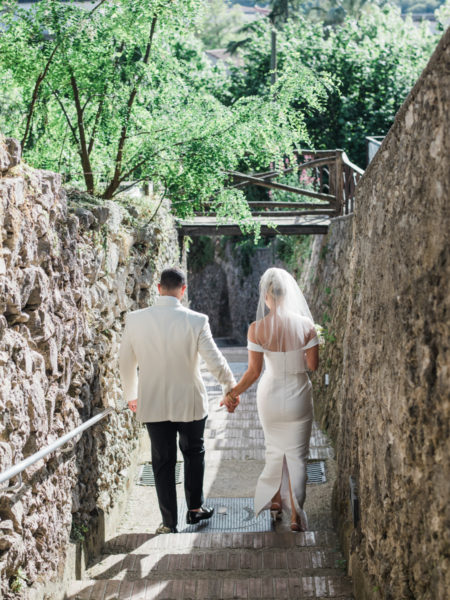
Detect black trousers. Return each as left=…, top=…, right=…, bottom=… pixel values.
left=146, top=417, right=207, bottom=529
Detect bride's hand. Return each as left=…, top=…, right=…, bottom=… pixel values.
left=220, top=392, right=240, bottom=413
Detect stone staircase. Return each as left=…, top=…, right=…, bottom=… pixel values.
left=64, top=349, right=353, bottom=599
left=66, top=530, right=353, bottom=599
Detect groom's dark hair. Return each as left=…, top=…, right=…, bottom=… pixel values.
left=160, top=267, right=186, bottom=290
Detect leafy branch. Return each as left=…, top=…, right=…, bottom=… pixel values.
left=0, top=0, right=333, bottom=230
left=103, top=15, right=158, bottom=199
left=20, top=0, right=109, bottom=150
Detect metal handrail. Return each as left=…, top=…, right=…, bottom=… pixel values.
left=342, top=151, right=365, bottom=176
left=0, top=407, right=115, bottom=490
left=365, top=136, right=385, bottom=166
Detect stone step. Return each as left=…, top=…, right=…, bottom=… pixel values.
left=205, top=429, right=265, bottom=439
left=206, top=419, right=325, bottom=432
left=85, top=548, right=345, bottom=581
left=152, top=447, right=332, bottom=464
left=205, top=411, right=261, bottom=421
left=205, top=429, right=331, bottom=448
left=205, top=419, right=262, bottom=429
left=66, top=574, right=353, bottom=599
left=205, top=438, right=265, bottom=449
left=104, top=531, right=339, bottom=554
left=206, top=447, right=333, bottom=461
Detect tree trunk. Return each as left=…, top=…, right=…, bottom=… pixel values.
left=71, top=75, right=95, bottom=195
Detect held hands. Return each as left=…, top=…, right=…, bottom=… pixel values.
left=128, top=399, right=137, bottom=413
left=220, top=391, right=240, bottom=413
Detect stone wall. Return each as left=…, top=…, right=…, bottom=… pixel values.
left=188, top=237, right=284, bottom=343
left=0, top=138, right=179, bottom=598
left=306, top=29, right=450, bottom=599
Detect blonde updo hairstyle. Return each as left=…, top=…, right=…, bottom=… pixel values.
left=260, top=268, right=287, bottom=306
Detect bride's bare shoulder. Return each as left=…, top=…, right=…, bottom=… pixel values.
left=247, top=321, right=258, bottom=342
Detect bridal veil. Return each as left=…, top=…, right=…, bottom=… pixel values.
left=254, top=267, right=316, bottom=352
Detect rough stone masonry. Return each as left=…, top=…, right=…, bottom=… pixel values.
left=0, top=136, right=179, bottom=598
left=306, top=27, right=450, bottom=600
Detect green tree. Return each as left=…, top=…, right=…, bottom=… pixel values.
left=196, top=0, right=246, bottom=49
left=227, top=6, right=436, bottom=166
left=397, top=0, right=444, bottom=13
left=435, top=0, right=450, bottom=27
left=0, top=0, right=328, bottom=229
left=303, top=0, right=383, bottom=25
left=269, top=0, right=446, bottom=24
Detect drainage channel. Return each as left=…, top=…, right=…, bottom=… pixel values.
left=137, top=460, right=326, bottom=488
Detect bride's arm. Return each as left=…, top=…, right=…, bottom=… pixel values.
left=225, top=323, right=263, bottom=405
left=305, top=345, right=319, bottom=371
left=229, top=350, right=263, bottom=398
left=304, top=326, right=319, bottom=371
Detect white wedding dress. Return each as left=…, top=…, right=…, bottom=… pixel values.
left=249, top=335, right=318, bottom=530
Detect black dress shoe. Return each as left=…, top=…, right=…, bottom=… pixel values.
left=186, top=505, right=215, bottom=525
left=155, top=524, right=178, bottom=534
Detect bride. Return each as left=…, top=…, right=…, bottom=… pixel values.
left=223, top=267, right=319, bottom=531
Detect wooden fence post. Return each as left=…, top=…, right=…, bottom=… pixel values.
left=335, top=149, right=344, bottom=215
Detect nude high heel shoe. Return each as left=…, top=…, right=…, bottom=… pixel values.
left=290, top=519, right=301, bottom=532
left=270, top=502, right=282, bottom=522
left=290, top=510, right=307, bottom=532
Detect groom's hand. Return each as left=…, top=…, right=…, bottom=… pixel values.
left=128, top=399, right=137, bottom=412
left=220, top=394, right=240, bottom=413
left=220, top=399, right=236, bottom=413
left=231, top=395, right=240, bottom=412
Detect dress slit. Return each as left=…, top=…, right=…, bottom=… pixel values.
left=254, top=453, right=308, bottom=530
left=281, top=455, right=309, bottom=530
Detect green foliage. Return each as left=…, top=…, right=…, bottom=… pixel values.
left=0, top=0, right=329, bottom=233
left=70, top=521, right=89, bottom=543
left=196, top=0, right=246, bottom=48
left=227, top=6, right=437, bottom=166
left=302, top=0, right=383, bottom=25
left=335, top=556, right=347, bottom=570
left=226, top=235, right=271, bottom=276
left=322, top=325, right=336, bottom=343
left=10, top=567, right=27, bottom=593
left=435, top=0, right=450, bottom=27
left=268, top=0, right=446, bottom=23
left=276, top=235, right=313, bottom=277
left=398, top=0, right=444, bottom=13
left=320, top=243, right=329, bottom=260
left=188, top=236, right=216, bottom=272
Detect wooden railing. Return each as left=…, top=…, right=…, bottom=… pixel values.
left=339, top=151, right=364, bottom=215
left=221, top=149, right=364, bottom=218
left=181, top=149, right=364, bottom=236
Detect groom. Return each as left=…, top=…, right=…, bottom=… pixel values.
left=119, top=267, right=238, bottom=533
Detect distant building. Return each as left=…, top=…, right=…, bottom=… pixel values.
left=205, top=48, right=244, bottom=74
left=236, top=4, right=271, bottom=22
left=204, top=3, right=269, bottom=72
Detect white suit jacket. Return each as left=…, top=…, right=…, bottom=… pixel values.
left=119, top=295, right=236, bottom=423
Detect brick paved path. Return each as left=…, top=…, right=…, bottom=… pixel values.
left=66, top=347, right=353, bottom=599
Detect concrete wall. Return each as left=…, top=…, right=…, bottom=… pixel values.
left=306, top=29, right=450, bottom=599
left=0, top=139, right=179, bottom=598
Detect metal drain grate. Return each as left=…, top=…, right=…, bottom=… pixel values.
left=137, top=462, right=183, bottom=486
left=307, top=461, right=326, bottom=484
left=177, top=497, right=272, bottom=533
